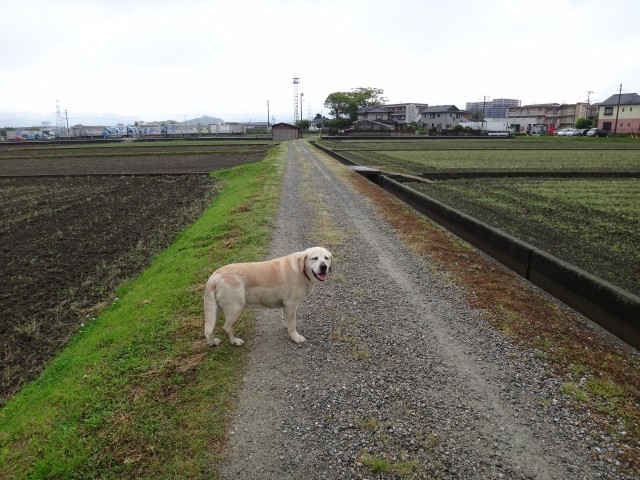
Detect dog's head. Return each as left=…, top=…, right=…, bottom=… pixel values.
left=299, top=247, right=333, bottom=282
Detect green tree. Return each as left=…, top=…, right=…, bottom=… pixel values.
left=575, top=117, right=592, bottom=129
left=324, top=92, right=354, bottom=119
left=323, top=87, right=387, bottom=121
left=350, top=87, right=388, bottom=108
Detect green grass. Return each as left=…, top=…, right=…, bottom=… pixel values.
left=330, top=148, right=640, bottom=174
left=0, top=143, right=287, bottom=479
left=318, top=137, right=640, bottom=295
left=408, top=178, right=640, bottom=296
left=318, top=137, right=640, bottom=175
left=319, top=136, right=640, bottom=151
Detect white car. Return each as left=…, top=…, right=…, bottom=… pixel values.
left=556, top=128, right=581, bottom=136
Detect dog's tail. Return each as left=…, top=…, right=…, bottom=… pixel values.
left=204, top=276, right=221, bottom=346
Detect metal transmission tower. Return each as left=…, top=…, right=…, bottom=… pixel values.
left=293, top=76, right=300, bottom=124
left=55, top=97, right=65, bottom=131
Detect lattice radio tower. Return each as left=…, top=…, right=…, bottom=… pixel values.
left=55, top=97, right=65, bottom=131
left=293, top=76, right=300, bottom=124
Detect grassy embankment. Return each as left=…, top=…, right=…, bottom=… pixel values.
left=0, top=143, right=286, bottom=479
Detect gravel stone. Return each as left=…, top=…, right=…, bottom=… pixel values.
left=219, top=141, right=634, bottom=479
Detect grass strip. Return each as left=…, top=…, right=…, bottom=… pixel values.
left=0, top=143, right=286, bottom=479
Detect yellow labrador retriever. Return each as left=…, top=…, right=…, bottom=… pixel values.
left=204, top=247, right=332, bottom=346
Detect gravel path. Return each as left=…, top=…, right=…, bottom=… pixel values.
left=219, top=140, right=631, bottom=479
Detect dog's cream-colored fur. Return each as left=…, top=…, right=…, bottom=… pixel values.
left=204, top=247, right=332, bottom=346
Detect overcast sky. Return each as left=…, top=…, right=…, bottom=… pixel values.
left=1, top=0, right=638, bottom=127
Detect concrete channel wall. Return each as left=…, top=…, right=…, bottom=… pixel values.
left=312, top=141, right=640, bottom=350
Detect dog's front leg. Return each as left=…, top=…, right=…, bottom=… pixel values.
left=283, top=303, right=305, bottom=343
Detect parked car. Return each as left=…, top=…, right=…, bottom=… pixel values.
left=556, top=128, right=578, bottom=136
left=586, top=128, right=612, bottom=137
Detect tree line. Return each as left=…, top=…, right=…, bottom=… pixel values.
left=304, top=87, right=387, bottom=129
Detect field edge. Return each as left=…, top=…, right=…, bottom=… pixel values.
left=0, top=143, right=287, bottom=479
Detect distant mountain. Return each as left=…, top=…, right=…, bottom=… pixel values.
left=186, top=115, right=224, bottom=125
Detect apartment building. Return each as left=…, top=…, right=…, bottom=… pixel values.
left=465, top=98, right=521, bottom=119
left=506, top=102, right=591, bottom=134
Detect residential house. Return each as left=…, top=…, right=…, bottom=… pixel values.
left=597, top=93, right=640, bottom=134
left=353, top=107, right=396, bottom=132
left=419, top=105, right=468, bottom=129
left=384, top=103, right=429, bottom=125
left=309, top=116, right=330, bottom=131
left=356, top=106, right=393, bottom=122
left=355, top=104, right=429, bottom=131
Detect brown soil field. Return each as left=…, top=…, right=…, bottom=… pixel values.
left=0, top=143, right=271, bottom=158
left=0, top=150, right=267, bottom=402
left=0, top=152, right=264, bottom=176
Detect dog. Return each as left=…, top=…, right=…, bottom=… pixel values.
left=204, top=247, right=332, bottom=346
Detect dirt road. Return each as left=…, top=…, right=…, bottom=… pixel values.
left=219, top=140, right=627, bottom=479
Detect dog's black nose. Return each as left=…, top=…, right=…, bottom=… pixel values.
left=319, top=264, right=328, bottom=273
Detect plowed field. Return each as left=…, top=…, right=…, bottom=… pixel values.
left=0, top=144, right=269, bottom=401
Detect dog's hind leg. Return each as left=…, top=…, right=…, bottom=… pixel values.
left=221, top=303, right=245, bottom=346
left=204, top=280, right=221, bottom=346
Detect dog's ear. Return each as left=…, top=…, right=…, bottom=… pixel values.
left=298, top=252, right=307, bottom=273
left=329, top=253, right=333, bottom=273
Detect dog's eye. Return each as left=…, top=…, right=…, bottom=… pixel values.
left=311, top=256, right=318, bottom=260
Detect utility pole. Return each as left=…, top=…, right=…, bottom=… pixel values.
left=613, top=83, right=622, bottom=138
left=300, top=93, right=304, bottom=137
left=64, top=110, right=69, bottom=136
left=482, top=95, right=489, bottom=132
left=586, top=90, right=594, bottom=123
left=267, top=100, right=270, bottom=132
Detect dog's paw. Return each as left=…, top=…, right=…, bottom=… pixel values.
left=206, top=336, right=221, bottom=347
left=290, top=333, right=305, bottom=343
left=231, top=338, right=245, bottom=346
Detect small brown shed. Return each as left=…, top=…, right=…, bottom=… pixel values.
left=272, top=122, right=301, bottom=141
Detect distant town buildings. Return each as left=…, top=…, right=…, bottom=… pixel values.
left=465, top=99, right=521, bottom=119
left=3, top=93, right=640, bottom=140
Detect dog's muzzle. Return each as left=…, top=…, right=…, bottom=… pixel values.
left=313, top=264, right=329, bottom=281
